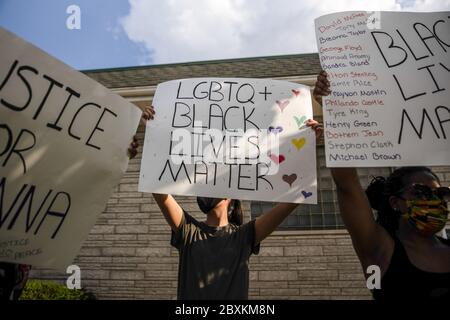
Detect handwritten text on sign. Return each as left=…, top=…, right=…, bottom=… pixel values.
left=315, top=11, right=450, bottom=167
left=0, top=28, right=141, bottom=269
left=139, top=78, right=317, bottom=204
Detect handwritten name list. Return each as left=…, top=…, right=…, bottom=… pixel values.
left=315, top=11, right=449, bottom=167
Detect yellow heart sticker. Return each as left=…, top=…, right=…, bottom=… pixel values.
left=291, top=137, right=306, bottom=150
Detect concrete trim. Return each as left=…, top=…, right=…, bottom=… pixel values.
left=271, top=229, right=350, bottom=236
left=110, top=75, right=318, bottom=102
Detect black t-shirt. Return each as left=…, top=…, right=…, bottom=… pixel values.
left=372, top=236, right=450, bottom=300
left=171, top=211, right=260, bottom=300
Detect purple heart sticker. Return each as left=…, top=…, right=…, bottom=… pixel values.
left=268, top=126, right=283, bottom=134
left=301, top=191, right=313, bottom=198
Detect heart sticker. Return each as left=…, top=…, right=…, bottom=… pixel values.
left=294, top=116, right=307, bottom=128
left=282, top=174, right=297, bottom=187
left=291, top=137, right=306, bottom=150
left=302, top=190, right=313, bottom=198
left=268, top=126, right=283, bottom=134
left=276, top=100, right=290, bottom=112
left=268, top=153, right=285, bottom=164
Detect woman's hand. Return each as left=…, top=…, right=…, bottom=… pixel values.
left=312, top=70, right=331, bottom=106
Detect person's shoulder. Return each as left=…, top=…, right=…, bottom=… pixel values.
left=243, top=219, right=257, bottom=226
left=235, top=219, right=256, bottom=232
left=181, top=210, right=203, bottom=228
left=437, top=236, right=450, bottom=246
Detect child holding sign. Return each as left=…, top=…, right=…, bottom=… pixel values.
left=313, top=71, right=450, bottom=300
left=142, top=106, right=322, bottom=300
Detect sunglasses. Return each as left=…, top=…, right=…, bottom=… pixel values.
left=397, top=184, right=450, bottom=201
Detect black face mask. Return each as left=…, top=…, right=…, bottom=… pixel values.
left=197, top=197, right=223, bottom=214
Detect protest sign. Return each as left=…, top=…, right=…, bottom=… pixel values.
left=0, top=27, right=142, bottom=269
left=139, top=78, right=317, bottom=204
left=315, top=11, right=450, bottom=166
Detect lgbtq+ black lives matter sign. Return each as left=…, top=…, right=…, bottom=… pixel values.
left=138, top=78, right=318, bottom=204
left=0, top=28, right=142, bottom=269
left=315, top=11, right=450, bottom=167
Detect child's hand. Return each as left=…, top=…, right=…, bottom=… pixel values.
left=305, top=119, right=323, bottom=139
left=141, top=105, right=155, bottom=125
left=127, top=135, right=139, bottom=159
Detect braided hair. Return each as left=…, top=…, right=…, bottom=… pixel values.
left=365, top=167, right=440, bottom=236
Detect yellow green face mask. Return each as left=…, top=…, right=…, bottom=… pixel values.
left=403, top=199, right=449, bottom=236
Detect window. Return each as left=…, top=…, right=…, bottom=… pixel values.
left=250, top=146, right=393, bottom=230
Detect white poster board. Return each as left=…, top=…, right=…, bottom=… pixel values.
left=0, top=28, right=142, bottom=269
left=315, top=11, right=450, bottom=167
left=139, top=78, right=317, bottom=204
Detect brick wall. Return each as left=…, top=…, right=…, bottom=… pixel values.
left=248, top=231, right=370, bottom=299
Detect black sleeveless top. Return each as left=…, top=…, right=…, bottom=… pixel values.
left=372, top=236, right=450, bottom=300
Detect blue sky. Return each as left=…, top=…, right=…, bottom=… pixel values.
left=0, top=0, right=146, bottom=70
left=1, top=0, right=449, bottom=71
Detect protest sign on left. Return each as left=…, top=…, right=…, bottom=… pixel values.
left=0, top=27, right=142, bottom=269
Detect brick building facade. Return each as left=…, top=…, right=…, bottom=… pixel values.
left=30, top=54, right=450, bottom=299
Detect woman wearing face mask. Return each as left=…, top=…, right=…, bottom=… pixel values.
left=142, top=106, right=323, bottom=300
left=313, top=71, right=450, bottom=300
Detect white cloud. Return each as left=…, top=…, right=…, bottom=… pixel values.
left=401, top=0, right=450, bottom=11
left=120, top=0, right=450, bottom=64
